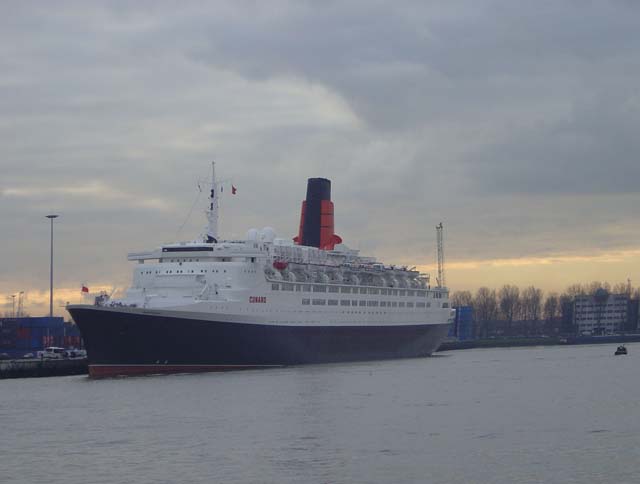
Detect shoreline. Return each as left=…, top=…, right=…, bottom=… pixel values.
left=2, top=335, right=638, bottom=379
left=438, top=334, right=640, bottom=351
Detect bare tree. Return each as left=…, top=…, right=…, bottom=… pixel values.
left=498, top=285, right=520, bottom=334
left=612, top=282, right=631, bottom=295
left=559, top=292, right=576, bottom=333
left=531, top=287, right=544, bottom=321
left=451, top=290, right=473, bottom=308
left=543, top=292, right=559, bottom=334
left=565, top=284, right=585, bottom=297
left=521, top=286, right=543, bottom=334
left=474, top=287, right=498, bottom=338
left=543, top=293, right=559, bottom=321
left=585, top=281, right=611, bottom=295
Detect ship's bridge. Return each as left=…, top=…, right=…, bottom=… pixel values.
left=127, top=240, right=266, bottom=263
left=121, top=241, right=268, bottom=306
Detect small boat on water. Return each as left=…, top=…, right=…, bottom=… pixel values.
left=614, top=345, right=627, bottom=356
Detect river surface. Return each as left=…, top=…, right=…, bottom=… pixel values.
left=1, top=343, right=639, bottom=484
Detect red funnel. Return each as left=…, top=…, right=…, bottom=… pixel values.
left=293, top=178, right=342, bottom=250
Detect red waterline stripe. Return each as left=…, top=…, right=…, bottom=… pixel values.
left=89, top=364, right=281, bottom=378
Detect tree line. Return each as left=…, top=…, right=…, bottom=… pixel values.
left=450, top=281, right=640, bottom=338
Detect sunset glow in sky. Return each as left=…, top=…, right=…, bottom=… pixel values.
left=2, top=1, right=639, bottom=317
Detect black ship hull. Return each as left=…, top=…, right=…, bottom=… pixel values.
left=68, top=306, right=450, bottom=378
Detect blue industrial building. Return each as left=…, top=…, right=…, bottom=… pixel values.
left=448, top=306, right=474, bottom=341
left=0, top=316, right=83, bottom=358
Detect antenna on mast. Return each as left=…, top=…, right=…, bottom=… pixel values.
left=205, top=161, right=218, bottom=243
left=436, top=222, right=445, bottom=288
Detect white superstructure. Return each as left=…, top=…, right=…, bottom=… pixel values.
left=99, top=166, right=453, bottom=328
left=109, top=235, right=452, bottom=327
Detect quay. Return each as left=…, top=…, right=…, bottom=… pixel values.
left=0, top=358, right=88, bottom=379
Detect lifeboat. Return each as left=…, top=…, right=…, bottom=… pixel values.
left=273, top=261, right=288, bottom=271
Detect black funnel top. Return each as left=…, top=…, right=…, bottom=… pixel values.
left=306, top=178, right=331, bottom=202
left=301, top=179, right=330, bottom=248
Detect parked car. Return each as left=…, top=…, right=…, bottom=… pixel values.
left=22, top=353, right=35, bottom=359
left=42, top=347, right=67, bottom=359
left=64, top=349, right=87, bottom=358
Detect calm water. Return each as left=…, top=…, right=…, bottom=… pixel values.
left=1, top=344, right=639, bottom=484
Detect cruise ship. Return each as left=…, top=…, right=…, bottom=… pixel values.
left=68, top=164, right=453, bottom=377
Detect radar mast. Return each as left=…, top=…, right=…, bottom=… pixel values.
left=205, top=161, right=218, bottom=243
left=436, top=222, right=445, bottom=288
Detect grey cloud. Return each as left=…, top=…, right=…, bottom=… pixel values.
left=2, top=1, right=640, bottom=301
left=186, top=1, right=640, bottom=125
left=465, top=91, right=640, bottom=195
left=178, top=0, right=640, bottom=196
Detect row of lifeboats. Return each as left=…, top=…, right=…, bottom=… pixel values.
left=265, top=262, right=426, bottom=288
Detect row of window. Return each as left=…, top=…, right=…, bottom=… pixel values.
left=272, top=283, right=433, bottom=297
left=576, top=296, right=627, bottom=302
left=576, top=309, right=626, bottom=314
left=576, top=316, right=626, bottom=321
left=301, top=298, right=432, bottom=308
left=576, top=303, right=627, bottom=308
left=139, top=269, right=227, bottom=275
left=160, top=257, right=244, bottom=263
left=578, top=322, right=620, bottom=327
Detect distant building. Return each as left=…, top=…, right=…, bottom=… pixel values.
left=628, top=298, right=640, bottom=332
left=0, top=317, right=83, bottom=358
left=449, top=306, right=474, bottom=340
left=573, top=290, right=633, bottom=335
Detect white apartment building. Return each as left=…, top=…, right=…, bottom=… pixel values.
left=574, top=292, right=629, bottom=335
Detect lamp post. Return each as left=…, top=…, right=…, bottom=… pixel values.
left=46, top=214, right=59, bottom=318
left=18, top=291, right=24, bottom=318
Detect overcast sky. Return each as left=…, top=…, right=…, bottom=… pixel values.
left=2, top=1, right=640, bottom=316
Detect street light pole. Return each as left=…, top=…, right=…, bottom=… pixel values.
left=46, top=214, right=59, bottom=318
left=18, top=291, right=24, bottom=318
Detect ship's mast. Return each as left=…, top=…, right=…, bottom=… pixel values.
left=436, top=222, right=445, bottom=288
left=205, top=161, right=218, bottom=243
